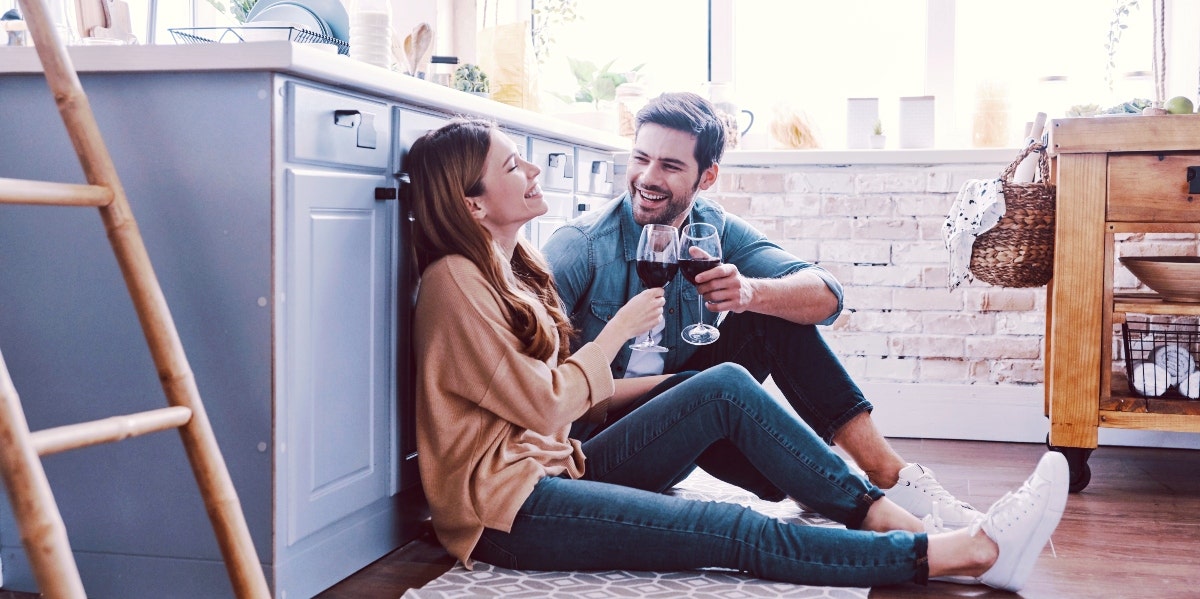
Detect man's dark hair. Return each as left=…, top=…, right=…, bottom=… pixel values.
left=634, top=92, right=726, bottom=173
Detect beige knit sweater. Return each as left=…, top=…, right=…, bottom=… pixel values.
left=414, top=255, right=616, bottom=566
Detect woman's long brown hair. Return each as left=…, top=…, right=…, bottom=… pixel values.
left=404, top=118, right=572, bottom=363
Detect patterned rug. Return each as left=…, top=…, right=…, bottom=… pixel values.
left=400, top=469, right=870, bottom=598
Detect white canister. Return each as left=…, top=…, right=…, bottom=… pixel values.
left=899, top=95, right=935, bottom=149
left=846, top=97, right=879, bottom=150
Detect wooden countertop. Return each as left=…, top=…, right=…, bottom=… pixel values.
left=1049, top=114, right=1200, bottom=154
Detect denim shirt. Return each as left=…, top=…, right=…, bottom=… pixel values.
left=543, top=193, right=844, bottom=378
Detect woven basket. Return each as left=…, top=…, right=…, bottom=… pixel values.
left=969, top=143, right=1056, bottom=287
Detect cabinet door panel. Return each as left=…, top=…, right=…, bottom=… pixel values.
left=283, top=168, right=392, bottom=546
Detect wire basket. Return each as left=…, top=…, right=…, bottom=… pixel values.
left=1122, top=318, right=1200, bottom=400
left=169, top=26, right=349, bottom=55
left=968, top=142, right=1056, bottom=287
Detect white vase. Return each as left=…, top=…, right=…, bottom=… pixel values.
left=869, top=134, right=887, bottom=149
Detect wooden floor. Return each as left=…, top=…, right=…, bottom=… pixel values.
left=315, top=438, right=1200, bottom=599
left=3, top=438, right=1198, bottom=598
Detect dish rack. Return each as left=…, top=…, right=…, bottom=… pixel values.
left=169, top=26, right=349, bottom=55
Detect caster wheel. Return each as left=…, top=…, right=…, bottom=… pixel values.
left=1046, top=434, right=1094, bottom=493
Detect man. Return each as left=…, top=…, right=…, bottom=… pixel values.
left=543, top=92, right=979, bottom=528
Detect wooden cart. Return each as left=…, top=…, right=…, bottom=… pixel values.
left=1046, top=115, right=1200, bottom=491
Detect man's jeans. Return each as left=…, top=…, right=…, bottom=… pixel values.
left=472, top=364, right=927, bottom=587
left=680, top=312, right=872, bottom=500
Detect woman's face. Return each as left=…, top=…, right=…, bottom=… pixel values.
left=469, top=130, right=545, bottom=237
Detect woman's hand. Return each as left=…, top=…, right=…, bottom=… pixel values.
left=610, top=288, right=666, bottom=340
left=592, top=288, right=665, bottom=362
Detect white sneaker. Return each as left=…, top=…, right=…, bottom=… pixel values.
left=975, top=451, right=1069, bottom=592
left=886, top=463, right=981, bottom=528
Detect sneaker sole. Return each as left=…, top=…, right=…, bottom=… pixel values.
left=992, top=452, right=1069, bottom=591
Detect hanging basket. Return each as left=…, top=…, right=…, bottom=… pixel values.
left=969, top=143, right=1056, bottom=287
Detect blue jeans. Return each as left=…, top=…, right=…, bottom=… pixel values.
left=680, top=312, right=874, bottom=501
left=472, top=364, right=928, bottom=587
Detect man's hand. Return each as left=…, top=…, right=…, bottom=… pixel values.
left=692, top=266, right=840, bottom=324
left=692, top=263, right=754, bottom=313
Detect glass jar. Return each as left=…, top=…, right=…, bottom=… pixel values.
left=429, top=55, right=458, bottom=87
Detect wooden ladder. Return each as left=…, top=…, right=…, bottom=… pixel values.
left=0, top=1, right=271, bottom=597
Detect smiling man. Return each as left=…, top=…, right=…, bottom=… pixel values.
left=543, top=92, right=980, bottom=528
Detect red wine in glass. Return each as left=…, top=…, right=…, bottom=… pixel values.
left=679, top=258, right=721, bottom=285
left=679, top=223, right=723, bottom=345
left=637, top=260, right=679, bottom=288
left=630, top=224, right=678, bottom=352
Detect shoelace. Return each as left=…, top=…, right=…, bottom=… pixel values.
left=969, top=472, right=1048, bottom=538
left=914, top=469, right=974, bottom=510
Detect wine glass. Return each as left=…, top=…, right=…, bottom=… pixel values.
left=630, top=224, right=679, bottom=352
left=678, top=222, right=723, bottom=345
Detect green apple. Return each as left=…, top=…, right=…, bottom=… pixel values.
left=1164, top=95, right=1194, bottom=114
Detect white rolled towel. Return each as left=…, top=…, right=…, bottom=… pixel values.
left=1130, top=361, right=1170, bottom=397
left=1151, top=343, right=1197, bottom=386
left=1178, top=371, right=1200, bottom=400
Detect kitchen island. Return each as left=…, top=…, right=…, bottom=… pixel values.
left=0, top=42, right=626, bottom=599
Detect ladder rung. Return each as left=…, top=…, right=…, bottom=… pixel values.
left=0, top=177, right=114, bottom=207
left=31, top=406, right=193, bottom=457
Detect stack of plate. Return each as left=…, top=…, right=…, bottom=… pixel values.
left=348, top=1, right=392, bottom=68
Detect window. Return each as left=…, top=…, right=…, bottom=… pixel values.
left=0, top=0, right=226, bottom=45
left=522, top=0, right=707, bottom=114
left=724, top=0, right=1198, bottom=148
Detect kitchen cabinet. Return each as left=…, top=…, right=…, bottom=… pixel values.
left=527, top=137, right=577, bottom=248
left=1045, top=115, right=1200, bottom=492
left=575, top=147, right=617, bottom=215
left=0, top=71, right=413, bottom=599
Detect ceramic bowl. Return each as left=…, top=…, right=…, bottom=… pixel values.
left=1120, top=256, right=1200, bottom=302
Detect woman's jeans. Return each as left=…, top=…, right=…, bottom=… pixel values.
left=472, top=364, right=928, bottom=587
left=576, top=312, right=874, bottom=502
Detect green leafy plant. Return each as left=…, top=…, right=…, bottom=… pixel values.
left=204, top=0, right=257, bottom=23
left=1104, top=0, right=1141, bottom=92
left=872, top=119, right=884, bottom=136
left=553, top=58, right=644, bottom=108
left=453, top=64, right=491, bottom=94
left=531, top=0, right=578, bottom=65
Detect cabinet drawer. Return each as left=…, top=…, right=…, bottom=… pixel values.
left=1107, top=152, right=1200, bottom=222
left=530, top=138, right=575, bottom=192
left=288, top=83, right=391, bottom=170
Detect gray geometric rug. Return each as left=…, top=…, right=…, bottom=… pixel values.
left=400, top=469, right=870, bottom=598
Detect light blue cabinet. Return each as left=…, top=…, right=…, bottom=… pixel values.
left=0, top=71, right=416, bottom=598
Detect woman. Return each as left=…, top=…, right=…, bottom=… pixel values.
left=406, top=118, right=1067, bottom=591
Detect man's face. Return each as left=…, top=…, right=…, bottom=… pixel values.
left=626, top=123, right=718, bottom=227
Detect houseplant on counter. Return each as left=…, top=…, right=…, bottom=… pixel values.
left=454, top=63, right=492, bottom=98
left=550, top=57, right=644, bottom=132
left=869, top=119, right=886, bottom=149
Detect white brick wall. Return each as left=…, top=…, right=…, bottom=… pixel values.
left=711, top=162, right=1200, bottom=393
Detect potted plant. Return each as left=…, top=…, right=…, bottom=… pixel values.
left=453, top=63, right=491, bottom=98
left=551, top=58, right=643, bottom=131
left=553, top=58, right=644, bottom=109
left=869, top=119, right=886, bottom=149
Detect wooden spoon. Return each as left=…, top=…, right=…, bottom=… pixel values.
left=410, top=23, right=433, bottom=78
